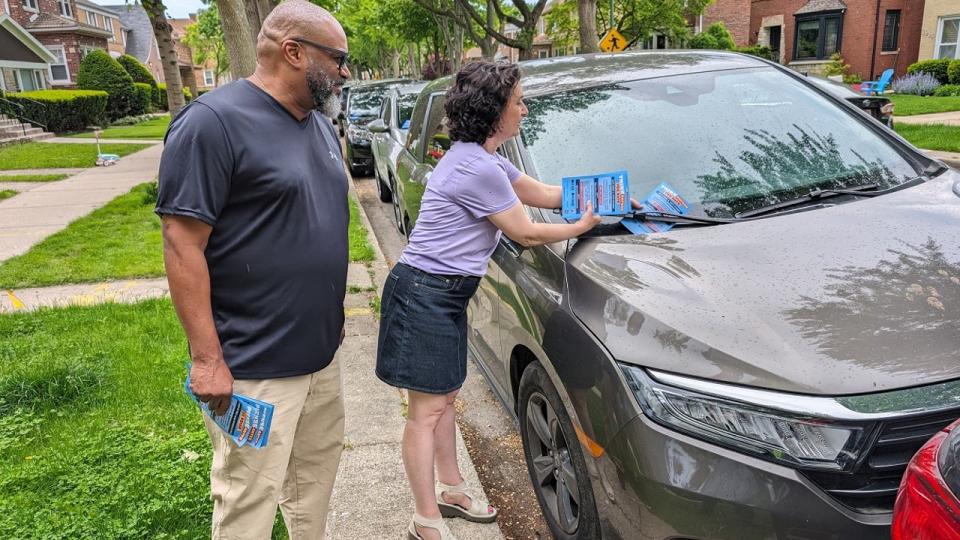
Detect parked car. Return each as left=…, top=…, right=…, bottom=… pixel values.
left=368, top=81, right=427, bottom=204
left=335, top=82, right=352, bottom=137
left=343, top=78, right=411, bottom=176
left=805, top=74, right=895, bottom=127
left=395, top=51, right=960, bottom=539
left=892, top=418, right=960, bottom=540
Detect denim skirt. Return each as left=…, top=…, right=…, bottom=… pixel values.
left=376, top=262, right=481, bottom=395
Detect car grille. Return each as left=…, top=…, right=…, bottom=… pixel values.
left=803, top=408, right=960, bottom=514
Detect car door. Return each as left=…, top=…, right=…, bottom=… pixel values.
left=372, top=95, right=392, bottom=182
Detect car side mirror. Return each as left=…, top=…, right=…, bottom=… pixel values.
left=368, top=119, right=388, bottom=133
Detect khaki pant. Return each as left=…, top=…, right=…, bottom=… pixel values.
left=203, top=358, right=345, bottom=540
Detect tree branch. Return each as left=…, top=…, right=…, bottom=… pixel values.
left=454, top=0, right=523, bottom=47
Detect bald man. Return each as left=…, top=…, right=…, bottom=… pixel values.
left=155, top=2, right=351, bottom=537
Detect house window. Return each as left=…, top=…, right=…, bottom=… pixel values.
left=80, top=46, right=97, bottom=59
left=32, top=70, right=45, bottom=90
left=86, top=11, right=98, bottom=27
left=58, top=0, right=73, bottom=18
left=537, top=49, right=549, bottom=59
left=882, top=10, right=900, bottom=52
left=47, top=45, right=70, bottom=83
left=203, top=69, right=215, bottom=86
left=794, top=12, right=842, bottom=60
left=14, top=69, right=44, bottom=91
left=21, top=0, right=37, bottom=11
left=105, top=17, right=114, bottom=35
left=936, top=17, right=959, bottom=59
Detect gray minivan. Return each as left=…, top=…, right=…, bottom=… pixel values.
left=394, top=51, right=960, bottom=539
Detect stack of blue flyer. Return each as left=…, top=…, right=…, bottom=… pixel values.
left=561, top=170, right=630, bottom=220
left=621, top=183, right=690, bottom=235
left=184, top=368, right=274, bottom=449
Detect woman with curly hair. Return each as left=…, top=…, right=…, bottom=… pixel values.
left=375, top=60, right=604, bottom=540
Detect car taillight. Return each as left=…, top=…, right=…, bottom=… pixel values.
left=881, top=102, right=895, bottom=116
left=892, top=422, right=960, bottom=540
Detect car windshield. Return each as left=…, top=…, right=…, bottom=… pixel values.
left=520, top=67, right=919, bottom=218
left=398, top=93, right=419, bottom=130
left=349, top=87, right=387, bottom=118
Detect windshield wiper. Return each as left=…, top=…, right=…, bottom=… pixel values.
left=735, top=183, right=883, bottom=219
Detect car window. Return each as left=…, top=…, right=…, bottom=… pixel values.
left=348, top=87, right=387, bottom=119
left=405, top=93, right=432, bottom=158
left=422, top=96, right=450, bottom=166
left=520, top=67, right=919, bottom=218
left=397, top=93, right=419, bottom=131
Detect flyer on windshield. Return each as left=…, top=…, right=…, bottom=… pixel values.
left=621, top=183, right=691, bottom=235
left=184, top=366, right=275, bottom=449
left=561, top=170, right=630, bottom=220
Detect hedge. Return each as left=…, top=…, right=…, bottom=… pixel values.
left=156, top=84, right=193, bottom=110
left=117, top=54, right=157, bottom=88
left=0, top=89, right=108, bottom=133
left=77, top=50, right=136, bottom=121
left=736, top=44, right=775, bottom=61
left=934, top=84, right=960, bottom=97
left=949, top=60, right=960, bottom=85
left=906, top=59, right=952, bottom=84
left=132, top=82, right=153, bottom=115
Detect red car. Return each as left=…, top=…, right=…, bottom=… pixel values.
left=892, top=418, right=960, bottom=540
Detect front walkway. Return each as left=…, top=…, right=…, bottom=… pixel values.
left=0, top=143, right=163, bottom=261
left=896, top=110, right=960, bottom=126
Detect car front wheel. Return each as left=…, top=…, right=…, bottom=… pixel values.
left=518, top=362, right=601, bottom=540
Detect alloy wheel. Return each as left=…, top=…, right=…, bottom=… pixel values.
left=525, top=392, right=580, bottom=535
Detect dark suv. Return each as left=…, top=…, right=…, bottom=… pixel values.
left=394, top=51, right=960, bottom=540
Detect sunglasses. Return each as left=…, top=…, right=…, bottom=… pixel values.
left=291, top=37, right=349, bottom=71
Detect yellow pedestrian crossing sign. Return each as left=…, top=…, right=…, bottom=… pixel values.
left=599, top=28, right=627, bottom=52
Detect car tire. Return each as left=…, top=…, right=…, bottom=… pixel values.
left=518, top=362, right=601, bottom=540
left=374, top=166, right=392, bottom=203
left=390, top=176, right=405, bottom=235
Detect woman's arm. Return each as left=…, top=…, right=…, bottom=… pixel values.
left=487, top=201, right=600, bottom=247
left=512, top=174, right=561, bottom=209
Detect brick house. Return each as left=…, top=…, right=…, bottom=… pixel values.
left=917, top=0, right=959, bottom=62
left=748, top=0, right=925, bottom=79
left=0, top=0, right=111, bottom=91
left=102, top=3, right=164, bottom=83
left=169, top=14, right=233, bottom=95
left=702, top=0, right=753, bottom=47
left=75, top=0, right=123, bottom=57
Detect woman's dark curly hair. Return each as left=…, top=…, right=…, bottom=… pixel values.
left=444, top=61, right=521, bottom=144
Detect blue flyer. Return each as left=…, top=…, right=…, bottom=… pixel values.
left=621, top=183, right=691, bottom=235
left=185, top=367, right=275, bottom=449
left=561, top=170, right=630, bottom=219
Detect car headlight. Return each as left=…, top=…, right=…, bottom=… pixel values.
left=348, top=125, right=372, bottom=142
left=620, top=364, right=872, bottom=471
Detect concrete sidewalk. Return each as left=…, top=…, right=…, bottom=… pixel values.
left=0, top=143, right=162, bottom=261
left=896, top=110, right=960, bottom=126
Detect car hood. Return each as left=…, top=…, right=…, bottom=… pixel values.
left=566, top=172, right=960, bottom=395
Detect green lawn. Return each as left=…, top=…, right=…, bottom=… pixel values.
left=0, top=183, right=163, bottom=289
left=894, top=123, right=960, bottom=153
left=0, top=174, right=69, bottom=182
left=889, top=94, right=960, bottom=116
left=0, top=183, right=374, bottom=288
left=68, top=115, right=171, bottom=139
left=0, top=190, right=16, bottom=201
left=0, top=143, right=151, bottom=170
left=348, top=196, right=375, bottom=262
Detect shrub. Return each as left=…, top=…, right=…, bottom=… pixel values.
left=76, top=50, right=136, bottom=121
left=906, top=59, right=952, bottom=84
left=934, top=84, right=960, bottom=97
left=689, top=22, right=735, bottom=51
left=0, top=90, right=108, bottom=132
left=183, top=87, right=193, bottom=102
left=153, top=85, right=166, bottom=110
left=843, top=73, right=863, bottom=85
left=155, top=84, right=192, bottom=108
left=116, top=55, right=157, bottom=88
left=131, top=83, right=152, bottom=115
left=949, top=60, right=960, bottom=84
left=824, top=52, right=851, bottom=77
left=892, top=72, right=942, bottom=96
left=735, top=44, right=775, bottom=61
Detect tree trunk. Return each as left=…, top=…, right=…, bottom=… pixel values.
left=243, top=0, right=261, bottom=41
left=578, top=0, right=600, bottom=53
left=216, top=0, right=257, bottom=79
left=141, top=0, right=185, bottom=116
left=407, top=43, right=417, bottom=75
left=391, top=49, right=401, bottom=78
left=480, top=0, right=496, bottom=59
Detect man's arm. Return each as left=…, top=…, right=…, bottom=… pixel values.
left=162, top=215, right=233, bottom=415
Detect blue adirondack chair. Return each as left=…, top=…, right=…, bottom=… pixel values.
left=861, top=68, right=894, bottom=96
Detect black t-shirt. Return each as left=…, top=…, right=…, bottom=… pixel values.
left=156, top=80, right=349, bottom=379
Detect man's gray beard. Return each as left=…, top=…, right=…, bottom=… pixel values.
left=307, top=67, right=341, bottom=118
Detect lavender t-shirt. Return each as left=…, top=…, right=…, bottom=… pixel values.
left=400, top=141, right=522, bottom=277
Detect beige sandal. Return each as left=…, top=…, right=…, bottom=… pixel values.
left=436, top=480, right=498, bottom=523
left=408, top=513, right=457, bottom=540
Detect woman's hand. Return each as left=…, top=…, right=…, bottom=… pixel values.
left=577, top=202, right=602, bottom=232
